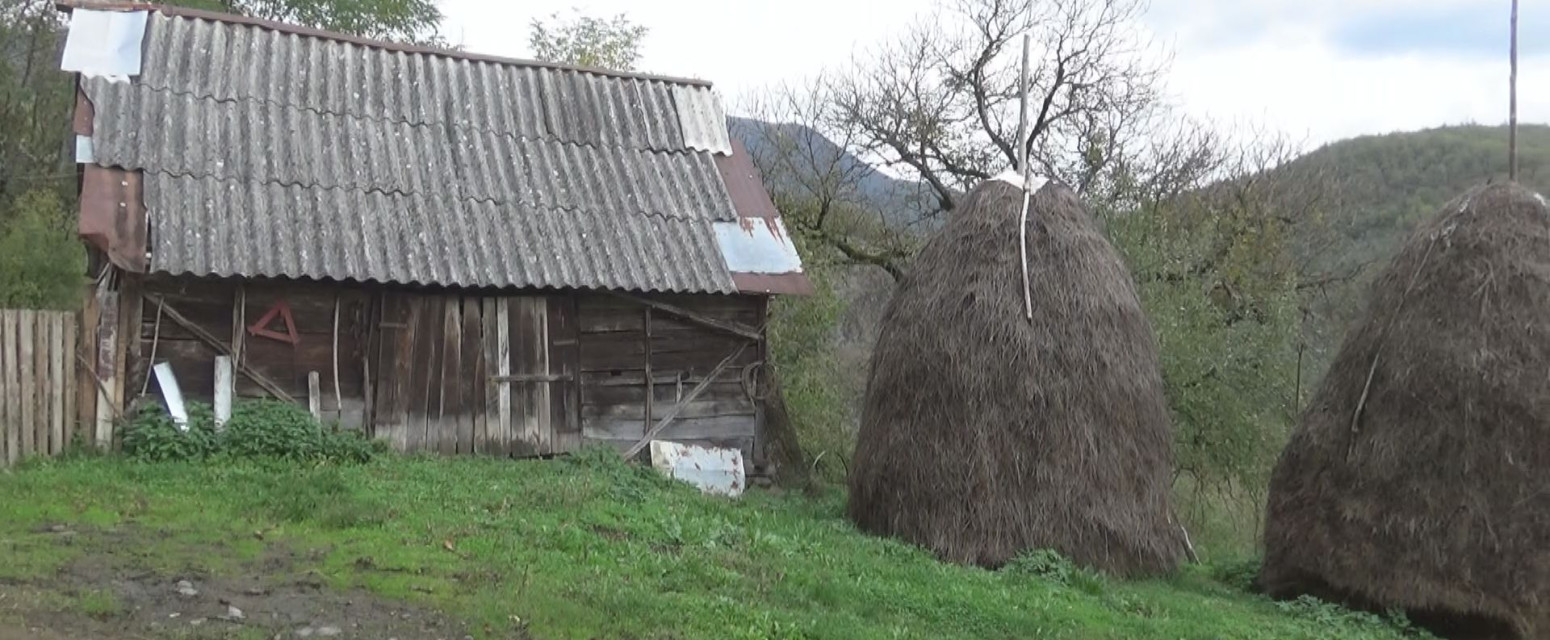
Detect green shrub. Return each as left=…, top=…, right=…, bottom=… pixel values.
left=1210, top=556, right=1263, bottom=592
left=121, top=399, right=383, bottom=464
left=120, top=401, right=221, bottom=462
left=1003, top=548, right=1107, bottom=595
left=0, top=189, right=86, bottom=310
left=1273, top=595, right=1430, bottom=636
left=222, top=399, right=329, bottom=461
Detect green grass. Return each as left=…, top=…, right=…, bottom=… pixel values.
left=0, top=449, right=1429, bottom=640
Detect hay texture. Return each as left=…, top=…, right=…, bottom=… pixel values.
left=846, top=177, right=1182, bottom=577
left=1260, top=182, right=1550, bottom=638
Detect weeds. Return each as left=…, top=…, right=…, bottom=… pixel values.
left=120, top=399, right=385, bottom=464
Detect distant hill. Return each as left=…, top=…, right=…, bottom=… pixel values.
left=1281, top=123, right=1550, bottom=266
left=727, top=116, right=939, bottom=230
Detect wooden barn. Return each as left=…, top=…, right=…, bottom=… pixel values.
left=60, top=2, right=811, bottom=474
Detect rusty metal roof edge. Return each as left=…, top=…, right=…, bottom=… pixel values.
left=730, top=272, right=814, bottom=296
left=54, top=0, right=716, bottom=88
left=712, top=138, right=814, bottom=295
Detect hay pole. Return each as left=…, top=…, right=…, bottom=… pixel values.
left=1509, top=0, right=1520, bottom=180
left=1016, top=33, right=1035, bottom=321
left=1346, top=237, right=1440, bottom=461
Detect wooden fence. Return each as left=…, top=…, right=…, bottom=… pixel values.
left=1, top=309, right=78, bottom=465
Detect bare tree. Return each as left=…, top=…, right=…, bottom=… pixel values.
left=744, top=0, right=1181, bottom=277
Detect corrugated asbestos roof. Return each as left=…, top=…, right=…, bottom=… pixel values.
left=72, top=6, right=796, bottom=295
left=146, top=175, right=735, bottom=293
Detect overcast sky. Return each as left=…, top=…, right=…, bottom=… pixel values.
left=438, top=0, right=1546, bottom=150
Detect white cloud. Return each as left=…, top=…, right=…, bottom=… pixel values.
left=1146, top=0, right=1546, bottom=147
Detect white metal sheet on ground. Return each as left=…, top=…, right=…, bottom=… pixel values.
left=650, top=440, right=745, bottom=497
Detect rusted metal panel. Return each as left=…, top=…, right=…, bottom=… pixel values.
left=73, top=85, right=92, bottom=135
left=713, top=138, right=781, bottom=219
left=714, top=218, right=803, bottom=275
left=78, top=165, right=146, bottom=273
left=730, top=273, right=816, bottom=295
left=712, top=139, right=815, bottom=296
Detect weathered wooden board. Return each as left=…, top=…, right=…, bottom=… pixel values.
left=495, top=298, right=511, bottom=455
left=2, top=311, right=18, bottom=464
left=407, top=295, right=442, bottom=452
left=436, top=298, right=458, bottom=455
left=481, top=297, right=501, bottom=455
left=20, top=311, right=36, bottom=460
left=548, top=293, right=581, bottom=452
left=0, top=309, right=79, bottom=465
left=581, top=340, right=761, bottom=373
left=137, top=276, right=370, bottom=430
left=462, top=297, right=483, bottom=456
left=373, top=292, right=416, bottom=449
left=509, top=296, right=551, bottom=456
left=581, top=385, right=753, bottom=420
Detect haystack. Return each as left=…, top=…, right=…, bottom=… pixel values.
left=845, top=175, right=1182, bottom=577
left=1260, top=182, right=1550, bottom=639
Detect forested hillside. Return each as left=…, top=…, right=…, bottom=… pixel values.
left=1281, top=124, right=1550, bottom=380
left=1292, top=124, right=1550, bottom=270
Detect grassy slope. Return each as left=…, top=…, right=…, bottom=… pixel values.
left=0, top=452, right=1426, bottom=640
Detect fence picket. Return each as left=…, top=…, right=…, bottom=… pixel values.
left=1, top=309, right=80, bottom=466
left=1, top=311, right=12, bottom=464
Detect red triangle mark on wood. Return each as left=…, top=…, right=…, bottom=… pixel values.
left=247, top=299, right=300, bottom=345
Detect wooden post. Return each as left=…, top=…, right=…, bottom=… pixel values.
left=496, top=298, right=511, bottom=454
left=1510, top=0, right=1520, bottom=180
left=643, top=307, right=653, bottom=429
left=332, top=295, right=343, bottom=421
left=1017, top=33, right=1035, bottom=322
left=1016, top=33, right=1031, bottom=170
left=76, top=273, right=101, bottom=444
left=232, top=284, right=245, bottom=368
left=214, top=356, right=233, bottom=429
left=20, top=313, right=35, bottom=459
left=48, top=314, right=66, bottom=454
left=308, top=371, right=322, bottom=421
left=93, top=278, right=118, bottom=448
left=3, top=311, right=19, bottom=464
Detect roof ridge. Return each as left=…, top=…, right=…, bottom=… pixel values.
left=55, top=0, right=717, bottom=89
left=96, top=80, right=723, bottom=156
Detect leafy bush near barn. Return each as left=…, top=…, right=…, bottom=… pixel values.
left=120, top=399, right=384, bottom=464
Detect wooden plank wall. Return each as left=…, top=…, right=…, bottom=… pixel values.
left=136, top=277, right=371, bottom=428
left=371, top=293, right=576, bottom=456
left=575, top=292, right=763, bottom=462
left=0, top=309, right=78, bottom=465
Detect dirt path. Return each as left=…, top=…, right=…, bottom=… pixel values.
left=0, top=525, right=480, bottom=640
